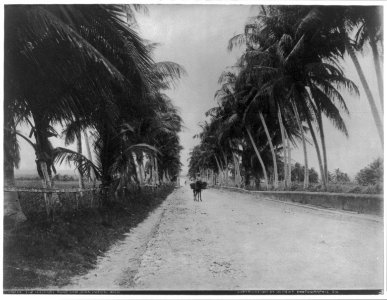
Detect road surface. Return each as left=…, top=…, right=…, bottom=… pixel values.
left=60, top=186, right=384, bottom=291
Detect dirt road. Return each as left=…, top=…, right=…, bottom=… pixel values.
left=60, top=186, right=384, bottom=291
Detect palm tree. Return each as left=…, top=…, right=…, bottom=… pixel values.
left=345, top=41, right=383, bottom=145
left=5, top=5, right=184, bottom=223
left=347, top=6, right=383, bottom=112
left=4, top=5, right=143, bottom=191
left=229, top=5, right=359, bottom=190
left=215, top=70, right=273, bottom=189
left=296, top=5, right=383, bottom=145
left=356, top=7, right=383, bottom=111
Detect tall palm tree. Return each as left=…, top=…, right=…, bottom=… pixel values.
left=296, top=5, right=383, bottom=145
left=229, top=5, right=359, bottom=189
left=4, top=5, right=143, bottom=190
left=215, top=70, right=272, bottom=189
left=356, top=7, right=383, bottom=111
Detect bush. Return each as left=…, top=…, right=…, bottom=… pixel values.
left=363, top=183, right=383, bottom=194
left=328, top=169, right=350, bottom=184
left=348, top=186, right=362, bottom=194
left=289, top=183, right=303, bottom=191
left=291, top=163, right=319, bottom=183
left=355, top=158, right=383, bottom=186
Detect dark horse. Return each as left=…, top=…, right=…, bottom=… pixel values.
left=190, top=180, right=207, bottom=201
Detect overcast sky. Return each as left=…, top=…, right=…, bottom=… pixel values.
left=15, top=4, right=383, bottom=179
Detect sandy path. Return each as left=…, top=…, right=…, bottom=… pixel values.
left=60, top=186, right=383, bottom=290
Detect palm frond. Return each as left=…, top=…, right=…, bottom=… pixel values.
left=53, top=147, right=102, bottom=178
left=152, top=61, right=187, bottom=89
left=311, top=88, right=349, bottom=136
left=228, top=33, right=246, bottom=52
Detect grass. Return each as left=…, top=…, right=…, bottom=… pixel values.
left=285, top=182, right=382, bottom=194
left=3, top=184, right=175, bottom=290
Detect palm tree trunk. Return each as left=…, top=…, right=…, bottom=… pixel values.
left=139, top=156, right=145, bottom=184
left=292, top=102, right=309, bottom=188
left=246, top=127, right=269, bottom=190
left=162, top=171, right=166, bottom=183
left=369, top=34, right=383, bottom=112
left=4, top=191, right=28, bottom=227
left=346, top=41, right=383, bottom=146
left=214, top=154, right=221, bottom=173
left=76, top=130, right=85, bottom=195
left=277, top=108, right=288, bottom=187
left=4, top=155, right=27, bottom=225
left=39, top=160, right=55, bottom=219
left=134, top=154, right=144, bottom=185
left=259, top=112, right=278, bottom=189
left=4, top=162, right=15, bottom=187
left=4, top=117, right=17, bottom=188
left=4, top=119, right=27, bottom=225
left=221, top=150, right=228, bottom=186
left=151, top=157, right=155, bottom=185
left=303, top=112, right=327, bottom=190
left=213, top=154, right=222, bottom=185
left=308, top=95, right=328, bottom=183
left=316, top=110, right=328, bottom=183
left=132, top=153, right=142, bottom=185
left=232, top=152, right=238, bottom=187
left=166, top=170, right=171, bottom=182
left=234, top=153, right=241, bottom=187
left=83, top=130, right=96, bottom=185
left=229, top=141, right=241, bottom=187
left=286, top=132, right=292, bottom=186
left=155, top=156, right=159, bottom=185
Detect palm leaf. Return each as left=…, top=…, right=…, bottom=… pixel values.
left=152, top=61, right=187, bottom=89
left=53, top=147, right=102, bottom=179
left=228, top=33, right=246, bottom=52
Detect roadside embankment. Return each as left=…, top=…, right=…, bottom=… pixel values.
left=212, top=186, right=383, bottom=216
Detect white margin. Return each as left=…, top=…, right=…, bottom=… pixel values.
left=0, top=1, right=385, bottom=300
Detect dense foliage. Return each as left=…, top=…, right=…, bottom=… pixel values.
left=355, top=158, right=383, bottom=186
left=328, top=169, right=351, bottom=184
left=4, top=5, right=184, bottom=221
left=291, top=163, right=319, bottom=184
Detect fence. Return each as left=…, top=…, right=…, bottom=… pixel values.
left=4, top=183, right=167, bottom=220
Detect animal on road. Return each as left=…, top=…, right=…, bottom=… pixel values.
left=190, top=180, right=207, bottom=201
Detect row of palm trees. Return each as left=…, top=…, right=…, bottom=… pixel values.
left=188, top=5, right=383, bottom=190
left=4, top=5, right=184, bottom=223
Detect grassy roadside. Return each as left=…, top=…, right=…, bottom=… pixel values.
left=3, top=185, right=175, bottom=290
left=241, top=182, right=382, bottom=194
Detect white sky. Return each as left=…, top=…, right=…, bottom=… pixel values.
left=15, top=4, right=384, bottom=179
